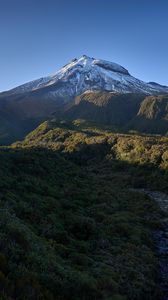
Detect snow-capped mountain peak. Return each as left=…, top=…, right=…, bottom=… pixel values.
left=52, top=55, right=130, bottom=78
left=4, top=55, right=168, bottom=99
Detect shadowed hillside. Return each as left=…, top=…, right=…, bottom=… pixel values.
left=0, top=119, right=168, bottom=298
left=62, top=92, right=144, bottom=127
left=127, top=95, right=168, bottom=134
left=1, top=92, right=168, bottom=145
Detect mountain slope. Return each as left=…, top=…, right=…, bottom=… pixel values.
left=62, top=91, right=144, bottom=127
left=0, top=56, right=168, bottom=144
left=138, top=95, right=168, bottom=120
left=59, top=92, right=168, bottom=135
left=2, top=55, right=168, bottom=99
left=1, top=91, right=168, bottom=145
left=127, top=95, right=168, bottom=134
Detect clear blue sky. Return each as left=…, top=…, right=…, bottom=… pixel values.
left=0, top=0, right=167, bottom=91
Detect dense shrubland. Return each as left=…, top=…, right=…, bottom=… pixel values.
left=0, top=119, right=168, bottom=299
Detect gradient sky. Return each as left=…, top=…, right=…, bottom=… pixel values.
left=0, top=0, right=167, bottom=91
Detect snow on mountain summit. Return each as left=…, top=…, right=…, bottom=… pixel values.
left=55, top=55, right=130, bottom=76
left=5, top=55, right=168, bottom=99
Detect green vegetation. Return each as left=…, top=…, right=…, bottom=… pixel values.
left=0, top=119, right=168, bottom=299
left=128, top=95, right=168, bottom=134
left=1, top=92, right=168, bottom=145
left=63, top=92, right=144, bottom=128
left=63, top=92, right=168, bottom=135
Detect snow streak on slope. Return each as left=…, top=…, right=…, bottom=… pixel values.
left=3, top=55, right=168, bottom=100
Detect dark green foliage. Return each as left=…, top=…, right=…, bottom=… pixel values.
left=0, top=119, right=168, bottom=299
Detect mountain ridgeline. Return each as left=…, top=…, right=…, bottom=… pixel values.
left=1, top=56, right=168, bottom=299
left=0, top=55, right=168, bottom=144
